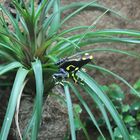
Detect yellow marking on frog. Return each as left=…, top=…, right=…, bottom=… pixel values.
left=66, top=65, right=75, bottom=71
left=72, top=73, right=74, bottom=76
left=75, top=67, right=79, bottom=71
left=82, top=57, right=86, bottom=60
left=72, top=73, right=78, bottom=83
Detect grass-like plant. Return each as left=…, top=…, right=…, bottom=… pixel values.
left=0, top=0, right=140, bottom=140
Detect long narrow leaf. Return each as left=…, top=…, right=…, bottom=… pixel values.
left=31, top=59, right=44, bottom=139
left=51, top=91, right=90, bottom=140
left=77, top=9, right=109, bottom=46
left=15, top=80, right=28, bottom=140
left=48, top=0, right=60, bottom=37
left=0, top=4, right=22, bottom=38
left=0, top=42, right=18, bottom=53
left=50, top=36, right=140, bottom=57
left=68, top=82, right=105, bottom=140
left=82, top=84, right=114, bottom=140
left=63, top=82, right=76, bottom=140
left=22, top=113, right=36, bottom=140
left=77, top=71, right=130, bottom=140
left=86, top=64, right=140, bottom=97
left=70, top=48, right=140, bottom=59
left=92, top=29, right=140, bottom=37
left=35, top=0, right=48, bottom=21
left=73, top=105, right=90, bottom=140
left=58, top=26, right=95, bottom=37
left=0, top=51, right=15, bottom=60
left=61, top=1, right=96, bottom=25
left=0, top=62, right=22, bottom=75
left=0, top=68, right=28, bottom=140
left=60, top=2, right=126, bottom=20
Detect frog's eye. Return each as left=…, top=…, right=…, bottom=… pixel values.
left=85, top=53, right=89, bottom=56
left=82, top=53, right=93, bottom=60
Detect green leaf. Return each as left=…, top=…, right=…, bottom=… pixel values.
left=0, top=3, right=22, bottom=38
left=63, top=83, right=76, bottom=140
left=50, top=92, right=90, bottom=140
left=130, top=129, right=140, bottom=140
left=61, top=1, right=97, bottom=25
left=58, top=25, right=95, bottom=37
left=0, top=50, right=15, bottom=61
left=73, top=104, right=82, bottom=115
left=0, top=62, right=22, bottom=75
left=0, top=68, right=28, bottom=140
left=82, top=85, right=114, bottom=140
left=97, top=136, right=106, bottom=140
left=35, top=0, right=48, bottom=21
left=114, top=127, right=123, bottom=139
left=73, top=48, right=140, bottom=59
left=31, top=59, right=44, bottom=139
left=61, top=1, right=125, bottom=23
left=22, top=112, right=36, bottom=140
left=86, top=64, right=140, bottom=98
left=73, top=108, right=90, bottom=140
left=68, top=82, right=106, bottom=140
left=77, top=71, right=130, bottom=140
left=107, top=84, right=125, bottom=101
left=131, top=101, right=140, bottom=111
left=58, top=37, right=80, bottom=50
left=73, top=105, right=82, bottom=130
left=91, top=29, right=140, bottom=37
left=136, top=112, right=140, bottom=121
left=30, top=0, right=35, bottom=19
left=124, top=115, right=135, bottom=124
left=52, top=36, right=140, bottom=57
left=81, top=37, right=140, bottom=45
left=48, top=0, right=60, bottom=37
left=133, top=79, right=140, bottom=91
left=122, top=105, right=130, bottom=113
left=0, top=42, right=17, bottom=53
left=130, top=128, right=140, bottom=139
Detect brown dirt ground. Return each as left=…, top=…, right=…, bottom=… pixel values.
left=0, top=0, right=140, bottom=139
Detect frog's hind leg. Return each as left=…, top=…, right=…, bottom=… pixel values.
left=71, top=71, right=84, bottom=85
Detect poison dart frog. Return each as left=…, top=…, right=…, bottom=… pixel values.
left=53, top=53, right=93, bottom=83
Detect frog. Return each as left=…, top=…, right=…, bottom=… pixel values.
left=53, top=53, right=93, bottom=83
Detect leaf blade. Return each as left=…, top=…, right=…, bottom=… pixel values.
left=31, top=59, right=44, bottom=139
left=0, top=68, right=28, bottom=140
left=77, top=71, right=130, bottom=140
left=64, top=82, right=76, bottom=140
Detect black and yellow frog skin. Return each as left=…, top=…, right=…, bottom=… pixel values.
left=53, top=53, right=93, bottom=83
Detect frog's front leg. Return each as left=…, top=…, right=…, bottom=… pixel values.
left=53, top=68, right=69, bottom=80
